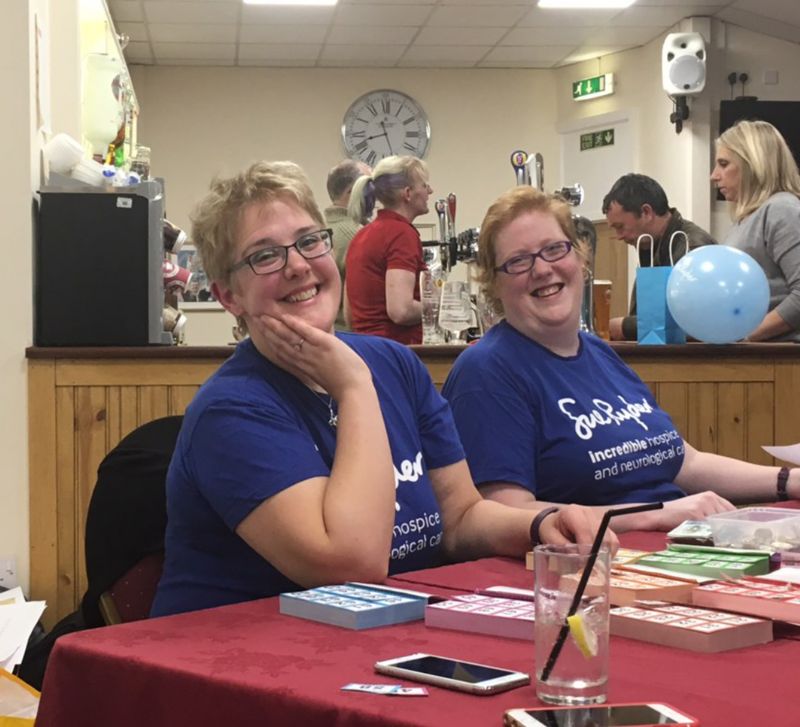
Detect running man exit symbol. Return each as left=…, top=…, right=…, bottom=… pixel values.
left=580, top=129, right=615, bottom=151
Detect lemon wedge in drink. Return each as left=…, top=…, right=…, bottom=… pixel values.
left=567, top=613, right=598, bottom=659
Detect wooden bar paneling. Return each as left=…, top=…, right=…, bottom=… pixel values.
left=55, top=360, right=221, bottom=387
left=686, top=383, right=717, bottom=453
left=774, top=361, right=800, bottom=448
left=746, top=382, right=774, bottom=466
left=119, top=386, right=140, bottom=441
left=717, top=383, right=746, bottom=460
left=27, top=345, right=800, bottom=626
left=170, top=385, right=200, bottom=414
left=54, top=386, right=76, bottom=624
left=138, top=385, right=170, bottom=423
left=657, top=383, right=688, bottom=441
left=27, top=361, right=59, bottom=627
left=631, top=362, right=770, bottom=383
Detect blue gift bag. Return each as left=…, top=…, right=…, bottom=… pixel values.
left=636, top=232, right=686, bottom=345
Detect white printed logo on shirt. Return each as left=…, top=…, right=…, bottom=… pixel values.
left=558, top=395, right=655, bottom=441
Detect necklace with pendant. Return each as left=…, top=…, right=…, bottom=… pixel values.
left=312, top=390, right=338, bottom=428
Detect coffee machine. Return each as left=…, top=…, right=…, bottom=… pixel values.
left=35, top=179, right=171, bottom=346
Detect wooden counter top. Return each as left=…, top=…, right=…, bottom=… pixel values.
left=25, top=341, right=800, bottom=360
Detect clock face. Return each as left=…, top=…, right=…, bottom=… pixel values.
left=341, top=89, right=431, bottom=166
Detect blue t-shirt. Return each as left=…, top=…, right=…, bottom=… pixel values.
left=442, top=321, right=686, bottom=506
left=152, top=333, right=464, bottom=617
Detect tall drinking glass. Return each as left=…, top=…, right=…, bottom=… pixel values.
left=420, top=270, right=445, bottom=345
left=534, top=544, right=609, bottom=705
left=438, top=279, right=472, bottom=344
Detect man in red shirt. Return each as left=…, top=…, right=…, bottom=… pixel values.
left=345, top=156, right=432, bottom=344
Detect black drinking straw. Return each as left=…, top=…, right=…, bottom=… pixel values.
left=539, top=502, right=665, bottom=683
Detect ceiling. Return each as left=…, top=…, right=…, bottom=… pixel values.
left=108, top=0, right=800, bottom=69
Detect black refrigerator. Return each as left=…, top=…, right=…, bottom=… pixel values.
left=35, top=180, right=171, bottom=346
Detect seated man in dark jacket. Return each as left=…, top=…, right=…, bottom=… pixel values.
left=603, top=173, right=716, bottom=340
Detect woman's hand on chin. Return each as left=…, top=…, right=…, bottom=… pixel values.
left=255, top=313, right=371, bottom=397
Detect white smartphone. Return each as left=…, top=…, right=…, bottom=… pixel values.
left=374, top=653, right=530, bottom=695
left=504, top=703, right=699, bottom=727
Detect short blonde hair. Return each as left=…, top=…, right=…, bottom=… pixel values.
left=716, top=120, right=800, bottom=221
left=348, top=155, right=429, bottom=223
left=191, top=161, right=324, bottom=286
left=477, top=187, right=589, bottom=315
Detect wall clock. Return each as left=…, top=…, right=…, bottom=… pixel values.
left=341, top=89, right=431, bottom=166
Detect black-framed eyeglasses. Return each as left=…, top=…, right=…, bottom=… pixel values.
left=229, top=228, right=334, bottom=276
left=494, top=240, right=573, bottom=275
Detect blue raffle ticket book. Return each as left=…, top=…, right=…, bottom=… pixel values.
left=279, top=583, right=429, bottom=629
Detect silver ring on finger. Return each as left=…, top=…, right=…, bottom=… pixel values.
left=293, top=338, right=305, bottom=352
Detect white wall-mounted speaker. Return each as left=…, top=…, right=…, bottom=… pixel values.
left=662, top=32, right=706, bottom=96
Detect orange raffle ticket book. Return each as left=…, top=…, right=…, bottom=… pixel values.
left=692, top=577, right=800, bottom=622
left=611, top=600, right=773, bottom=652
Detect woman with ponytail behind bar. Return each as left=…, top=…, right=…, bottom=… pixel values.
left=344, top=155, right=432, bottom=344
left=712, top=119, right=800, bottom=341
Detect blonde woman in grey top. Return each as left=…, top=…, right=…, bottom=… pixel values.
left=712, top=120, right=800, bottom=342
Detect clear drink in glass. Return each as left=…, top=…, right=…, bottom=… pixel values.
left=534, top=544, right=609, bottom=705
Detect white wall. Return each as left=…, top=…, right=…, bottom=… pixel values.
left=131, top=66, right=559, bottom=234
left=0, top=0, right=47, bottom=595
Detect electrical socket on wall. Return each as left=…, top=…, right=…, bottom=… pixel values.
left=763, top=69, right=779, bottom=85
left=0, top=557, right=18, bottom=589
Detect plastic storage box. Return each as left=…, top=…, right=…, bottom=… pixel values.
left=706, top=507, right=800, bottom=550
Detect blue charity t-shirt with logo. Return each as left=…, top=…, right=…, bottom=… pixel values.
left=151, top=333, right=464, bottom=618
left=442, top=321, right=686, bottom=506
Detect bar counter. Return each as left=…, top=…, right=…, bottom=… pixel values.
left=27, top=341, right=800, bottom=626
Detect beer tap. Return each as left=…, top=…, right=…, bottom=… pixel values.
left=554, top=184, right=596, bottom=334
left=447, top=193, right=458, bottom=269
left=510, top=150, right=530, bottom=186
left=435, top=199, right=450, bottom=272
left=532, top=153, right=544, bottom=192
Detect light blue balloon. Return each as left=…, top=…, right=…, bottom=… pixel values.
left=666, top=246, right=769, bottom=343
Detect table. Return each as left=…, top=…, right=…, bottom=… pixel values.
left=35, top=529, right=800, bottom=727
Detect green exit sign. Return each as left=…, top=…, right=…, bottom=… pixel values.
left=572, top=73, right=614, bottom=101
left=580, top=129, right=615, bottom=151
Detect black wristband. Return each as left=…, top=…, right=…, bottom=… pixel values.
left=530, top=506, right=561, bottom=548
left=777, top=467, right=790, bottom=501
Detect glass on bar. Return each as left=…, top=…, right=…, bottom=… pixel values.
left=438, top=279, right=472, bottom=344
left=420, top=270, right=445, bottom=345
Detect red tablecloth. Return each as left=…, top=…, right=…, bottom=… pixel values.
left=35, top=527, right=800, bottom=727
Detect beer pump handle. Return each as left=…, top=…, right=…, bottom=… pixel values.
left=435, top=199, right=449, bottom=271
left=447, top=193, right=458, bottom=265
left=510, top=150, right=529, bottom=186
